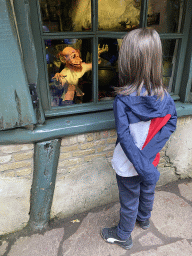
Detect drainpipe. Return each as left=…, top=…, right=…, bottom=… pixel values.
left=28, top=139, right=61, bottom=230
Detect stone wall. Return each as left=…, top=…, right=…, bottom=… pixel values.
left=0, top=144, right=33, bottom=235
left=0, top=116, right=192, bottom=235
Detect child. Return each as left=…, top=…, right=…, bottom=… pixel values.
left=101, top=28, right=177, bottom=250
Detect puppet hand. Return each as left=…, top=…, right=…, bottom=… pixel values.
left=53, top=73, right=67, bottom=87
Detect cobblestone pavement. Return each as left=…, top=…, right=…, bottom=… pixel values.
left=0, top=179, right=192, bottom=256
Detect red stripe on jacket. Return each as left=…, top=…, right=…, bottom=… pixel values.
left=142, top=114, right=171, bottom=167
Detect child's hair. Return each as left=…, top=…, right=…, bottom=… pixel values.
left=116, top=28, right=166, bottom=99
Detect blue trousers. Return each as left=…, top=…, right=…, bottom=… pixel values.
left=116, top=174, right=156, bottom=240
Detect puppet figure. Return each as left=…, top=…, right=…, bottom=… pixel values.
left=53, top=47, right=91, bottom=105
left=53, top=45, right=108, bottom=105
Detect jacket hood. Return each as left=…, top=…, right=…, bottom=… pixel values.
left=116, top=93, right=176, bottom=123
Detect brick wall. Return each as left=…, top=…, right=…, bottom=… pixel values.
left=0, top=130, right=117, bottom=181
left=0, top=144, right=34, bottom=179
left=0, top=116, right=191, bottom=182
left=57, top=130, right=117, bottom=180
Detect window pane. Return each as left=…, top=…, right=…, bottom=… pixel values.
left=98, top=0, right=141, bottom=31
left=98, top=38, right=121, bottom=101
left=45, top=39, right=93, bottom=107
left=40, top=0, right=91, bottom=32
left=148, top=0, right=184, bottom=33
left=162, top=39, right=178, bottom=92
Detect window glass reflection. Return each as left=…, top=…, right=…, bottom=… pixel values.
left=98, top=38, right=121, bottom=101
left=45, top=39, right=92, bottom=107
left=162, top=39, right=178, bottom=91
left=97, top=38, right=179, bottom=99
left=148, top=0, right=184, bottom=33
left=40, top=0, right=91, bottom=32
left=98, top=0, right=141, bottom=31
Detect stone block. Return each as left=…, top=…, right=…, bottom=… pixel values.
left=61, top=136, right=77, bottom=146
left=97, top=146, right=105, bottom=153
left=69, top=136, right=78, bottom=145
left=0, top=171, right=15, bottom=177
left=59, top=152, right=72, bottom=160
left=13, top=152, right=33, bottom=161
left=107, top=137, right=116, bottom=144
left=58, top=158, right=83, bottom=168
left=101, top=131, right=109, bottom=138
left=106, top=151, right=113, bottom=158
left=60, top=144, right=79, bottom=153
left=0, top=161, right=32, bottom=172
left=80, top=142, right=94, bottom=150
left=0, top=155, right=12, bottom=164
left=16, top=168, right=32, bottom=177
left=0, top=144, right=33, bottom=154
left=61, top=138, right=68, bottom=146
left=110, top=129, right=117, bottom=137
left=86, top=133, right=94, bottom=142
left=77, top=134, right=86, bottom=143
left=72, top=149, right=95, bottom=157
left=84, top=153, right=106, bottom=162
left=95, top=132, right=102, bottom=140
left=0, top=145, right=20, bottom=154
left=20, top=144, right=34, bottom=151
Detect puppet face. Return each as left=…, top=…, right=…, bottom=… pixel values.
left=58, top=47, right=83, bottom=72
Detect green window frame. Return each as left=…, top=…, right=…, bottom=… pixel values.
left=1, top=0, right=192, bottom=143
left=29, top=0, right=192, bottom=119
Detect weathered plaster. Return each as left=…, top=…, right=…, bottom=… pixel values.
left=166, top=116, right=192, bottom=179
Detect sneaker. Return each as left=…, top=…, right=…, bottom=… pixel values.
left=101, top=226, right=133, bottom=250
left=137, top=219, right=150, bottom=230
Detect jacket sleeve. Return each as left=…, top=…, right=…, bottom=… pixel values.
left=114, top=97, right=176, bottom=185
left=142, top=108, right=177, bottom=162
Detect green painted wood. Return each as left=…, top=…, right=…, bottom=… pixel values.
left=0, top=103, right=192, bottom=145
left=0, top=0, right=36, bottom=130
left=14, top=0, right=45, bottom=124
left=29, top=139, right=61, bottom=230
left=180, top=4, right=192, bottom=103
left=0, top=111, right=115, bottom=144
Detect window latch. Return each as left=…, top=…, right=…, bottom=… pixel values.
left=29, top=83, right=39, bottom=109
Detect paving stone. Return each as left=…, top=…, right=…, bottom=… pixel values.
left=62, top=203, right=145, bottom=256
left=8, top=228, right=64, bottom=256
left=138, top=232, right=163, bottom=246
left=151, top=191, right=192, bottom=239
left=130, top=239, right=192, bottom=256
left=178, top=182, right=192, bottom=201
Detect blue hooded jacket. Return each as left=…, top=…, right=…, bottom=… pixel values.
left=113, top=92, right=177, bottom=185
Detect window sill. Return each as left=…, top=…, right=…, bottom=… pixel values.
left=0, top=102, right=192, bottom=145
left=0, top=110, right=115, bottom=144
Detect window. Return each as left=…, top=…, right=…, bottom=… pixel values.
left=29, top=0, right=191, bottom=119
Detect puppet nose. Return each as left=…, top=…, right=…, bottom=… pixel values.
left=75, top=58, right=82, bottom=64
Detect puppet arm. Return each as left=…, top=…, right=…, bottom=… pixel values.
left=82, top=62, right=92, bottom=72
